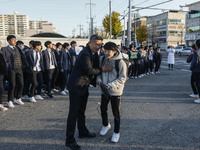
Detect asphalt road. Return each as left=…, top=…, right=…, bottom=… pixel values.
left=1, top=54, right=200, bottom=150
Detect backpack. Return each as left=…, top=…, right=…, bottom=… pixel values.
left=101, top=55, right=129, bottom=78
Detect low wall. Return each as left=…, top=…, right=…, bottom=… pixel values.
left=0, top=37, right=122, bottom=47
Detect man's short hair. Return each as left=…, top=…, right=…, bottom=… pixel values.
left=70, top=41, right=76, bottom=46
left=56, top=42, right=62, bottom=48
left=16, top=40, right=24, bottom=45
left=192, top=44, right=196, bottom=50
left=7, top=35, right=16, bottom=41
left=63, top=43, right=70, bottom=49
left=196, top=39, right=200, bottom=48
left=29, top=40, right=35, bottom=46
left=32, top=41, right=41, bottom=49
left=89, top=34, right=103, bottom=42
left=104, top=42, right=118, bottom=51
left=44, top=41, right=52, bottom=48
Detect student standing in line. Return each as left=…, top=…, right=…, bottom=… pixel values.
left=59, top=42, right=72, bottom=95
left=0, top=41, right=7, bottom=111
left=42, top=41, right=57, bottom=98
left=2, top=35, right=28, bottom=108
left=25, top=41, right=44, bottom=102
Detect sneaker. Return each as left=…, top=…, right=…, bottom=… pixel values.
left=189, top=94, right=199, bottom=98
left=0, top=104, right=8, bottom=111
left=64, top=89, right=69, bottom=93
left=130, top=76, right=134, bottom=79
left=111, top=132, right=120, bottom=143
left=134, top=76, right=138, bottom=79
left=7, top=101, right=15, bottom=108
left=29, top=97, right=37, bottom=103
left=146, top=73, right=150, bottom=75
left=100, top=123, right=111, bottom=136
left=41, top=89, right=45, bottom=93
left=194, top=99, right=200, bottom=103
left=157, top=71, right=160, bottom=74
left=60, top=91, right=66, bottom=95
left=47, top=93, right=53, bottom=98
left=21, top=95, right=29, bottom=99
left=150, top=72, right=155, bottom=75
left=89, top=84, right=94, bottom=88
left=14, top=98, right=24, bottom=105
left=35, top=95, right=44, bottom=100
left=53, top=88, right=59, bottom=92
left=50, top=90, right=54, bottom=94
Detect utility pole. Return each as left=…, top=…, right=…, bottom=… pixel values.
left=124, top=11, right=126, bottom=46
left=77, top=24, right=83, bottom=37
left=127, top=0, right=132, bottom=46
left=134, top=13, right=137, bottom=46
left=86, top=0, right=95, bottom=37
left=109, top=0, right=112, bottom=39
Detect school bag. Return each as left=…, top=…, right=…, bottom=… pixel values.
left=101, top=55, right=129, bottom=78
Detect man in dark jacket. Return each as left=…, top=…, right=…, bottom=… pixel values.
left=65, top=34, right=112, bottom=150
left=190, top=39, right=200, bottom=103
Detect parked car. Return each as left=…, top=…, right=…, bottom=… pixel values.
left=179, top=47, right=192, bottom=56
left=175, top=46, right=185, bottom=54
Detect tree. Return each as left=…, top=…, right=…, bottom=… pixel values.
left=102, top=11, right=123, bottom=39
left=147, top=24, right=157, bottom=45
left=136, top=26, right=147, bottom=44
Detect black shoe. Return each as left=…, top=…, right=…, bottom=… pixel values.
left=47, top=93, right=53, bottom=98
left=79, top=132, right=96, bottom=138
left=65, top=141, right=81, bottom=150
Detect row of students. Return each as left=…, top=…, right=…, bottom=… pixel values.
left=121, top=45, right=162, bottom=79
left=0, top=35, right=76, bottom=111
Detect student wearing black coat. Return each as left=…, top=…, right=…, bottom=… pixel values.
left=65, top=35, right=112, bottom=150
left=25, top=41, right=44, bottom=102
left=42, top=41, right=57, bottom=98
left=2, top=35, right=28, bottom=108
left=0, top=42, right=7, bottom=111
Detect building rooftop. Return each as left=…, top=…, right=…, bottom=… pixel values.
left=31, top=32, right=66, bottom=38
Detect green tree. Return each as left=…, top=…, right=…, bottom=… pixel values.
left=136, top=25, right=147, bottom=44
left=102, top=11, right=123, bottom=39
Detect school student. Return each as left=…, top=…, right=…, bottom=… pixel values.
left=42, top=41, right=57, bottom=98
left=2, top=35, right=28, bottom=108
left=97, top=42, right=127, bottom=143
left=0, top=42, right=7, bottom=111
left=25, top=41, right=44, bottom=102
left=59, top=43, right=72, bottom=95
left=51, top=42, right=62, bottom=92
left=148, top=46, right=155, bottom=74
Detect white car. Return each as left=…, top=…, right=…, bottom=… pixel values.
left=179, top=47, right=192, bottom=56
left=175, top=46, right=185, bottom=54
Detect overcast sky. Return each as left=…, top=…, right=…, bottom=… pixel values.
left=0, top=0, right=199, bottom=37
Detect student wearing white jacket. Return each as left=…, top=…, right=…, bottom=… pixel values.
left=97, top=42, right=127, bottom=143
left=167, top=46, right=175, bottom=70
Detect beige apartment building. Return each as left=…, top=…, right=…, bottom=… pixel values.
left=0, top=11, right=29, bottom=37
left=147, top=11, right=185, bottom=50
left=0, top=11, right=59, bottom=37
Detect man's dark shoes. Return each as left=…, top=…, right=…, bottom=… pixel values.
left=65, top=141, right=81, bottom=150
left=79, top=132, right=96, bottom=138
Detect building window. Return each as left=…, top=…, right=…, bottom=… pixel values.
left=169, top=19, right=185, bottom=24
left=187, top=26, right=200, bottom=33
left=188, top=10, right=200, bottom=19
